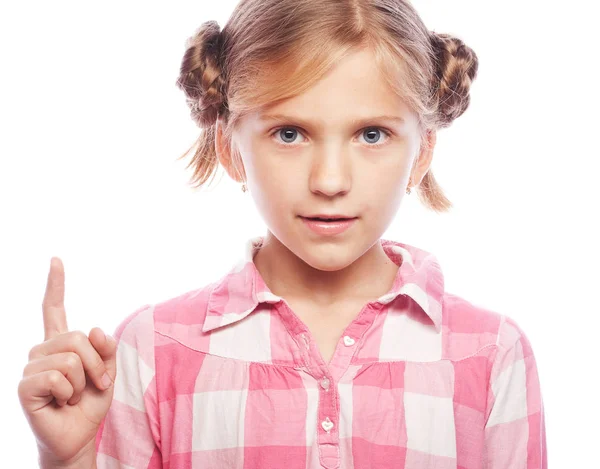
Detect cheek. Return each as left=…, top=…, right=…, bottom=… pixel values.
left=253, top=168, right=292, bottom=206
left=251, top=170, right=297, bottom=218
left=357, top=170, right=406, bottom=218
left=246, top=153, right=298, bottom=195
left=362, top=164, right=407, bottom=195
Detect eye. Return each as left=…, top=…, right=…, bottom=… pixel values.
left=358, top=127, right=392, bottom=147
left=270, top=126, right=392, bottom=148
left=271, top=127, right=306, bottom=146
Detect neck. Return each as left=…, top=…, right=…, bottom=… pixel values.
left=253, top=230, right=399, bottom=306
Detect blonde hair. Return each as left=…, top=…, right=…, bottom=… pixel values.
left=175, top=0, right=479, bottom=213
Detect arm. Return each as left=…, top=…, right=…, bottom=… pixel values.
left=483, top=315, right=547, bottom=468
left=95, top=304, right=163, bottom=468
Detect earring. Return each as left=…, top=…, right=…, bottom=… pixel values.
left=406, top=186, right=411, bottom=195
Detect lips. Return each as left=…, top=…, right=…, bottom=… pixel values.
left=301, top=215, right=356, bottom=221
left=300, top=216, right=357, bottom=235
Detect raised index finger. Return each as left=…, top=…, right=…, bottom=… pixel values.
left=42, top=257, right=68, bottom=341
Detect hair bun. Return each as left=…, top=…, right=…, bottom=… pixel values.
left=175, top=20, right=227, bottom=128
left=430, top=32, right=479, bottom=128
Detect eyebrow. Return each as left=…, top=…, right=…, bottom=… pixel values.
left=258, top=113, right=405, bottom=128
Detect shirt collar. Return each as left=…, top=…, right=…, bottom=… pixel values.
left=203, top=236, right=444, bottom=334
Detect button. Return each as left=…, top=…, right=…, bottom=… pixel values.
left=320, top=377, right=330, bottom=390
left=343, top=335, right=355, bottom=346
left=321, top=417, right=334, bottom=432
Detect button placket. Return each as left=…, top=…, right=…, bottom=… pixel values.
left=288, top=303, right=378, bottom=469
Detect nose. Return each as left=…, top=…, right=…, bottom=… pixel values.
left=308, top=143, right=352, bottom=197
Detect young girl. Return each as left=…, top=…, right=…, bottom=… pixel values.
left=19, top=0, right=547, bottom=468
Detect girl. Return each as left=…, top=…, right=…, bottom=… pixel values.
left=19, top=0, right=547, bottom=468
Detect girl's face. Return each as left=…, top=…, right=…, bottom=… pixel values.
left=217, top=48, right=435, bottom=272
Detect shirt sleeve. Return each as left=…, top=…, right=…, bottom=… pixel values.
left=483, top=314, right=547, bottom=468
left=95, top=304, right=163, bottom=468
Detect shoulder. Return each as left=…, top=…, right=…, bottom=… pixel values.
left=441, top=291, right=530, bottom=360
left=443, top=292, right=503, bottom=334
left=111, top=280, right=219, bottom=350
left=152, top=281, right=218, bottom=327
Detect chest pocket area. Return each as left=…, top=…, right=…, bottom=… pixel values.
left=342, top=360, right=458, bottom=460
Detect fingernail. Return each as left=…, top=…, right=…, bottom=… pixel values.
left=106, top=334, right=115, bottom=343
left=101, top=372, right=113, bottom=389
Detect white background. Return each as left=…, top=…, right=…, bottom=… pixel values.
left=2, top=0, right=598, bottom=466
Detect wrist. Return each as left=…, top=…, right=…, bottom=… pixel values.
left=38, top=448, right=97, bottom=469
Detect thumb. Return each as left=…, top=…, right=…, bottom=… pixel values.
left=88, top=327, right=118, bottom=382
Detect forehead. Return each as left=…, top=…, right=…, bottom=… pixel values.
left=259, top=50, right=411, bottom=120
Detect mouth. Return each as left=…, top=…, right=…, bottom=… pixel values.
left=300, top=215, right=358, bottom=222
left=298, top=215, right=358, bottom=235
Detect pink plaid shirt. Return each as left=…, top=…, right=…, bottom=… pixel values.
left=95, top=236, right=547, bottom=468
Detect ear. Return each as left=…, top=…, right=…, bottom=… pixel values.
left=215, top=118, right=245, bottom=183
left=410, top=129, right=437, bottom=186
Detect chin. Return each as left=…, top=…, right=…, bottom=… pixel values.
left=297, top=243, right=360, bottom=271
